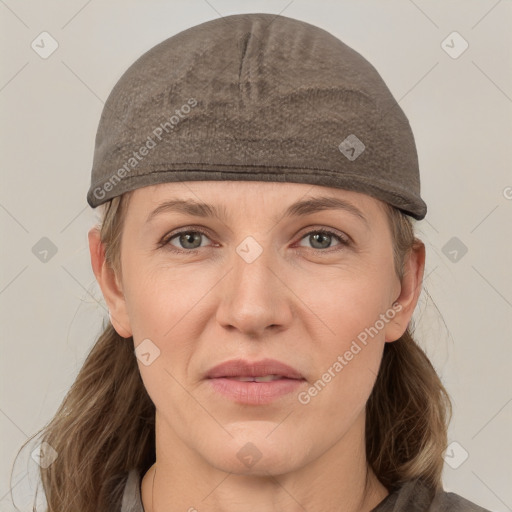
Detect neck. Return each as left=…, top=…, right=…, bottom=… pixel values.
left=141, top=410, right=389, bottom=512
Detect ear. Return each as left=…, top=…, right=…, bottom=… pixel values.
left=384, top=239, right=425, bottom=343
left=88, top=226, right=132, bottom=338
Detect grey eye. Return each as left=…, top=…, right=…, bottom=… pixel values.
left=298, top=230, right=345, bottom=250
left=169, top=231, right=210, bottom=250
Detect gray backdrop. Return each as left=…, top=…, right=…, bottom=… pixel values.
left=1, top=1, right=511, bottom=511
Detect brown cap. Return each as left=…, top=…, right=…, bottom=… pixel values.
left=87, top=13, right=427, bottom=220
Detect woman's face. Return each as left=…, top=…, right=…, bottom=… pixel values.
left=98, top=180, right=421, bottom=475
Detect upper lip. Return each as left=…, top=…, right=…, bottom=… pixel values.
left=206, top=358, right=304, bottom=379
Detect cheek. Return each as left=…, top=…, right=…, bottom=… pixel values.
left=122, top=262, right=212, bottom=398
left=294, top=268, right=393, bottom=410
left=123, top=260, right=208, bottom=342
left=298, top=262, right=395, bottom=343
left=124, top=267, right=205, bottom=425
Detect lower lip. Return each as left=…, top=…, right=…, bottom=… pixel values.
left=207, top=377, right=305, bottom=405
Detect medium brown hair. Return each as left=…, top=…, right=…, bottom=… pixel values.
left=11, top=192, right=451, bottom=511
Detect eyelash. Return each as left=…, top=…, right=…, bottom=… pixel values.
left=158, top=226, right=351, bottom=255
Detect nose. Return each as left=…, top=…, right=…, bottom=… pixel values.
left=215, top=240, right=293, bottom=337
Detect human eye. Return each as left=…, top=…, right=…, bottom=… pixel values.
left=157, top=226, right=350, bottom=255
left=158, top=227, right=213, bottom=254
left=296, top=227, right=351, bottom=252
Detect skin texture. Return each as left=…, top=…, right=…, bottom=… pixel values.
left=88, top=181, right=425, bottom=512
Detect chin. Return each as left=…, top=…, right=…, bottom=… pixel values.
left=212, top=450, right=301, bottom=477
left=199, top=430, right=306, bottom=476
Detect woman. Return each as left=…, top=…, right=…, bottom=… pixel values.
left=24, top=13, right=491, bottom=512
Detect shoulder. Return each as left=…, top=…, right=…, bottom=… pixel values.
left=118, top=472, right=493, bottom=512
left=120, top=468, right=144, bottom=512
left=372, top=478, right=492, bottom=512
left=434, top=489, right=492, bottom=512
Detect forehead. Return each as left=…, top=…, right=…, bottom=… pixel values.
left=121, top=182, right=391, bottom=233
left=118, top=183, right=394, bottom=247
left=127, top=180, right=388, bottom=215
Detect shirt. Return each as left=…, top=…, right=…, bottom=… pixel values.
left=120, top=468, right=492, bottom=512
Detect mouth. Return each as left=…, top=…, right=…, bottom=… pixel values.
left=223, top=374, right=293, bottom=382
left=206, top=358, right=305, bottom=380
left=205, top=358, right=306, bottom=405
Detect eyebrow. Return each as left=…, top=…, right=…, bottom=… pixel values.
left=145, top=195, right=370, bottom=228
